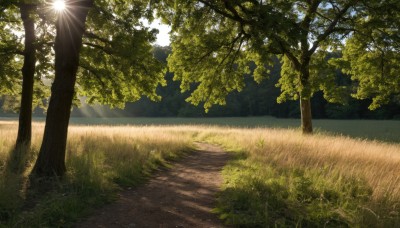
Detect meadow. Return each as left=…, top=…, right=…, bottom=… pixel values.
left=3, top=116, right=398, bottom=142
left=0, top=118, right=399, bottom=226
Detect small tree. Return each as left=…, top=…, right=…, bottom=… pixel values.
left=15, top=3, right=37, bottom=149
left=1, top=1, right=50, bottom=173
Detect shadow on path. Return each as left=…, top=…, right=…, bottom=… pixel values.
left=77, top=142, right=230, bottom=228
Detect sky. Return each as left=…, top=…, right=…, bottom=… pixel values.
left=149, top=19, right=171, bottom=47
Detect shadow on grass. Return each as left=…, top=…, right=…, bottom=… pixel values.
left=0, top=144, right=33, bottom=224
left=0, top=137, right=192, bottom=227
left=213, top=155, right=400, bottom=227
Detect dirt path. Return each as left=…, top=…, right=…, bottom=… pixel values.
left=77, top=142, right=230, bottom=228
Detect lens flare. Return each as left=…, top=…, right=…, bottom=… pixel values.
left=53, top=0, right=66, bottom=12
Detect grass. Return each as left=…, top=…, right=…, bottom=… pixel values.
left=2, top=116, right=399, bottom=142
left=195, top=127, right=400, bottom=227
left=0, top=121, right=194, bottom=227
left=0, top=118, right=399, bottom=227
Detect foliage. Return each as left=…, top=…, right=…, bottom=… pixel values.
left=0, top=1, right=52, bottom=112
left=60, top=46, right=399, bottom=121
left=0, top=0, right=166, bottom=112
left=77, top=0, right=166, bottom=108
left=0, top=3, right=23, bottom=97
left=156, top=0, right=376, bottom=113
left=331, top=0, right=400, bottom=110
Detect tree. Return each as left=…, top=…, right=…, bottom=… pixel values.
left=1, top=0, right=58, bottom=174
left=1, top=1, right=52, bottom=152
left=31, top=0, right=166, bottom=177
left=333, top=0, right=400, bottom=110
left=31, top=0, right=94, bottom=177
left=158, top=0, right=376, bottom=134
left=15, top=3, right=36, bottom=149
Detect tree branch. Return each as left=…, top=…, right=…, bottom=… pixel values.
left=82, top=42, right=113, bottom=55
left=84, top=31, right=111, bottom=44
left=79, top=63, right=107, bottom=90
left=309, top=2, right=355, bottom=54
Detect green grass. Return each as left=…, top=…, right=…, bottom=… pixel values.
left=215, top=154, right=375, bottom=227
left=0, top=124, right=194, bottom=227
left=196, top=128, right=400, bottom=227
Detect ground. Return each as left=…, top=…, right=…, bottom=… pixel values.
left=77, top=142, right=230, bottom=228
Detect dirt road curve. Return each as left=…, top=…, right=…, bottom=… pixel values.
left=76, top=142, right=230, bottom=228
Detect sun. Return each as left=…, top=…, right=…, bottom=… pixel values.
left=53, top=0, right=66, bottom=12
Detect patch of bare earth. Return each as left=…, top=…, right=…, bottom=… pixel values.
left=76, top=142, right=230, bottom=228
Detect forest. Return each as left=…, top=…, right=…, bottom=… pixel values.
left=3, top=46, right=400, bottom=119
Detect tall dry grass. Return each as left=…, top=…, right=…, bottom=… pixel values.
left=0, top=121, right=196, bottom=226
left=0, top=121, right=399, bottom=225
left=195, top=127, right=400, bottom=201
left=194, top=126, right=400, bottom=226
left=1, top=121, right=398, bottom=202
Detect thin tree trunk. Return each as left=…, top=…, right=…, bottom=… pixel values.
left=31, top=0, right=93, bottom=177
left=16, top=4, right=36, bottom=148
left=7, top=4, right=37, bottom=174
left=299, top=63, right=313, bottom=134
left=300, top=97, right=313, bottom=134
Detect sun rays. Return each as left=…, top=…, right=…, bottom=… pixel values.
left=53, top=0, right=66, bottom=12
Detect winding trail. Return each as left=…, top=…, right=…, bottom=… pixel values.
left=77, top=142, right=230, bottom=228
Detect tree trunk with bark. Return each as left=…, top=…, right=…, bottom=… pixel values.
left=31, top=0, right=93, bottom=177
left=299, top=64, right=313, bottom=134
left=300, top=98, right=313, bottom=134
left=15, top=4, right=36, bottom=148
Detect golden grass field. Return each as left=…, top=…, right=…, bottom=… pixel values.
left=1, top=121, right=399, bottom=200
left=0, top=120, right=399, bottom=226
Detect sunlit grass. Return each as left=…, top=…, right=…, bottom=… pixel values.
left=0, top=120, right=399, bottom=226
left=195, top=128, right=400, bottom=200
left=194, top=127, right=400, bottom=226
left=0, top=121, right=194, bottom=226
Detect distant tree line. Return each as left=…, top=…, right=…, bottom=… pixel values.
left=122, top=47, right=400, bottom=119
left=3, top=46, right=398, bottom=120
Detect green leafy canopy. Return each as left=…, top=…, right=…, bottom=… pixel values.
left=156, top=0, right=399, bottom=111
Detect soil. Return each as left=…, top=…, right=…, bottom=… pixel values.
left=76, top=142, right=230, bottom=228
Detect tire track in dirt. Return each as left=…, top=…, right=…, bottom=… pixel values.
left=77, top=142, right=230, bottom=228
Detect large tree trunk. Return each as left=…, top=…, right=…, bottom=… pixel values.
left=31, top=0, right=93, bottom=177
left=15, top=4, right=36, bottom=148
